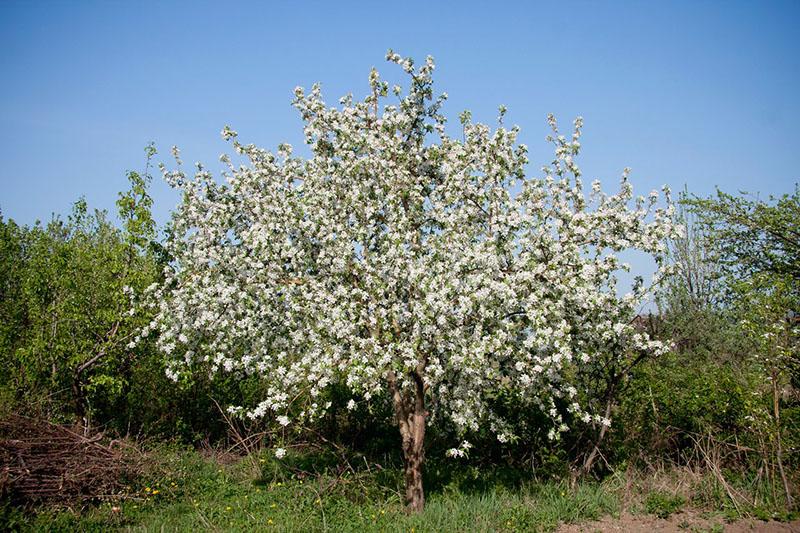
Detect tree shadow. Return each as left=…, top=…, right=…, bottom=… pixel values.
left=422, top=458, right=527, bottom=496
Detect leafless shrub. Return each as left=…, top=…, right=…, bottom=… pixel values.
left=0, top=415, right=141, bottom=505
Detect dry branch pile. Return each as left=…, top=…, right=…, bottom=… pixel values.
left=0, top=415, right=136, bottom=505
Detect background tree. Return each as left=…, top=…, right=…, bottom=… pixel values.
left=0, top=147, right=162, bottom=430
left=687, top=188, right=799, bottom=389
left=690, top=188, right=799, bottom=510
left=688, top=187, right=799, bottom=296
left=734, top=273, right=798, bottom=509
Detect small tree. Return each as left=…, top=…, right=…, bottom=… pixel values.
left=688, top=186, right=800, bottom=295
left=0, top=147, right=160, bottom=429
left=735, top=273, right=798, bottom=510
left=142, top=52, right=678, bottom=511
left=688, top=188, right=799, bottom=510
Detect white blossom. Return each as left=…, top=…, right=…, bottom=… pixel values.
left=145, top=51, right=678, bottom=454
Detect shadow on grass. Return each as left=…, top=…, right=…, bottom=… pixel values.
left=424, top=458, right=528, bottom=495
left=255, top=446, right=533, bottom=503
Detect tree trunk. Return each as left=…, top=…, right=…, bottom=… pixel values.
left=72, top=376, right=87, bottom=426
left=403, top=432, right=425, bottom=513
left=389, top=369, right=428, bottom=512
left=400, top=412, right=425, bottom=513
left=577, top=397, right=614, bottom=480
left=772, top=369, right=794, bottom=510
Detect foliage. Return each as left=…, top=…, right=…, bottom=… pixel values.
left=0, top=207, right=147, bottom=424
left=658, top=190, right=725, bottom=313
left=687, top=186, right=799, bottom=293
left=618, top=353, right=751, bottom=458
left=644, top=490, right=686, bottom=518
left=689, top=186, right=799, bottom=508
left=0, top=149, right=162, bottom=430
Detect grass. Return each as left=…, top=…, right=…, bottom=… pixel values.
left=2, top=446, right=619, bottom=532
left=644, top=490, right=687, bottom=518
left=2, top=446, right=795, bottom=532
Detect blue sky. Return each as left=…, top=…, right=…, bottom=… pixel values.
left=1, top=0, right=798, bottom=231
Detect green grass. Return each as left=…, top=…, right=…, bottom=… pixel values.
left=4, top=447, right=620, bottom=533
left=5, top=446, right=796, bottom=532
left=644, top=490, right=687, bottom=518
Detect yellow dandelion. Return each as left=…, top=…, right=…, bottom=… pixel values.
left=152, top=490, right=159, bottom=495
left=270, top=503, right=277, bottom=508
left=268, top=519, right=274, bottom=525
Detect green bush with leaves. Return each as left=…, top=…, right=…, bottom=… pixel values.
left=0, top=162, right=160, bottom=429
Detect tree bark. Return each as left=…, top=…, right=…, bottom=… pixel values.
left=403, top=429, right=425, bottom=513
left=389, top=369, right=427, bottom=513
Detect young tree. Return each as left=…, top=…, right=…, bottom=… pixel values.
left=688, top=187, right=799, bottom=294
left=735, top=273, right=798, bottom=510
left=141, top=52, right=678, bottom=511
left=687, top=188, right=799, bottom=510
left=0, top=147, right=160, bottom=430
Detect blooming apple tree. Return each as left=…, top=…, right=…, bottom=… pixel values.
left=139, top=51, right=678, bottom=511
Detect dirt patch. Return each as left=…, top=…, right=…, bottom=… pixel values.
left=557, top=511, right=800, bottom=532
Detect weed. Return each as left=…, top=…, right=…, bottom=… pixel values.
left=644, top=490, right=687, bottom=518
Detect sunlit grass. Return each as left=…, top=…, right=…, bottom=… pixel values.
left=8, top=447, right=619, bottom=532
left=6, top=446, right=794, bottom=532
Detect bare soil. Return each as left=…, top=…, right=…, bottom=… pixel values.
left=557, top=511, right=800, bottom=532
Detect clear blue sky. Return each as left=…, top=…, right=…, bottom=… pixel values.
left=1, top=0, right=798, bottom=230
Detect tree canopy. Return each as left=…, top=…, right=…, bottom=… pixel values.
left=142, top=52, right=678, bottom=510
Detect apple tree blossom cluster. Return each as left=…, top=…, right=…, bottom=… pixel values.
left=138, top=51, right=679, bottom=454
